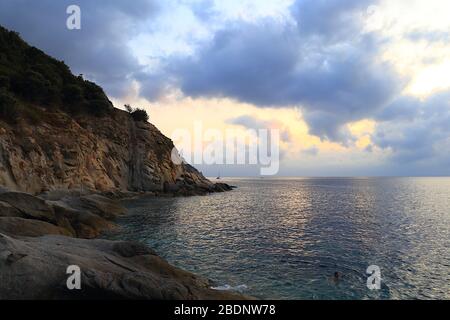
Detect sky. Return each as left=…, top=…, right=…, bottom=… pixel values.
left=1, top=0, right=450, bottom=176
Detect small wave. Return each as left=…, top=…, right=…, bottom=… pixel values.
left=211, top=284, right=248, bottom=293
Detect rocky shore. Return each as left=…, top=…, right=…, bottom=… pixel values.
left=0, top=188, right=247, bottom=300
left=0, top=26, right=244, bottom=300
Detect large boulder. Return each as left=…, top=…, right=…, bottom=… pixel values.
left=0, top=201, right=22, bottom=218
left=48, top=201, right=117, bottom=239
left=62, top=194, right=126, bottom=220
left=0, top=192, right=56, bottom=223
left=0, top=192, right=122, bottom=240
left=0, top=217, right=72, bottom=237
left=0, top=234, right=249, bottom=300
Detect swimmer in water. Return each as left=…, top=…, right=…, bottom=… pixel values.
left=329, top=271, right=342, bottom=285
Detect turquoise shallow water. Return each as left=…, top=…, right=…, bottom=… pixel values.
left=105, top=178, right=450, bottom=299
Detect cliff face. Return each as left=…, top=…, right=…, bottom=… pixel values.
left=0, top=26, right=216, bottom=195
left=0, top=26, right=241, bottom=301
left=0, top=108, right=213, bottom=195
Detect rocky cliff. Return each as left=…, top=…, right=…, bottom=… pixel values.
left=0, top=26, right=241, bottom=300
left=0, top=25, right=226, bottom=195
left=0, top=108, right=221, bottom=195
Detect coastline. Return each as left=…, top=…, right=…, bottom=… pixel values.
left=0, top=25, right=248, bottom=300
left=0, top=185, right=251, bottom=300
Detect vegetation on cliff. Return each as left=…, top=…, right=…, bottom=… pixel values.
left=0, top=25, right=239, bottom=301
left=0, top=25, right=113, bottom=123
left=124, top=104, right=149, bottom=122
left=0, top=25, right=226, bottom=195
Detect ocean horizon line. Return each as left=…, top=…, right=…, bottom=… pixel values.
left=206, top=176, right=450, bottom=179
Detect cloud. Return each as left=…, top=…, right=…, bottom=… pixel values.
left=291, top=0, right=375, bottom=42
left=228, top=114, right=292, bottom=143
left=372, top=90, right=450, bottom=165
left=2, top=0, right=449, bottom=176
left=302, top=146, right=319, bottom=156
left=0, top=0, right=159, bottom=97
left=156, top=0, right=403, bottom=143
left=406, top=30, right=450, bottom=43
left=375, top=96, right=421, bottom=122
left=0, top=0, right=403, bottom=145
left=168, top=21, right=301, bottom=105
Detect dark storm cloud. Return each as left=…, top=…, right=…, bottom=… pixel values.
left=372, top=91, right=450, bottom=164
left=170, top=21, right=302, bottom=106
left=301, top=110, right=355, bottom=143
left=375, top=96, right=421, bottom=122
left=0, top=0, right=158, bottom=97
left=135, top=70, right=173, bottom=102
left=290, top=34, right=402, bottom=142
left=0, top=0, right=403, bottom=144
left=165, top=2, right=402, bottom=143
left=291, top=0, right=375, bottom=41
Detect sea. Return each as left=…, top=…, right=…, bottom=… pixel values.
left=105, top=177, right=450, bottom=300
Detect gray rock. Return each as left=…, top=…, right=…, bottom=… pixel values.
left=112, top=241, right=157, bottom=258
left=0, top=201, right=22, bottom=218
left=0, top=186, right=10, bottom=194
left=0, top=233, right=250, bottom=300
left=0, top=217, right=72, bottom=237
left=0, top=192, right=56, bottom=223
left=48, top=201, right=116, bottom=239
left=61, top=194, right=126, bottom=220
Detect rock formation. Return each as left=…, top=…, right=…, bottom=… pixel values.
left=0, top=25, right=231, bottom=196
left=0, top=26, right=241, bottom=300
left=0, top=233, right=247, bottom=300
left=0, top=99, right=225, bottom=195
left=0, top=183, right=245, bottom=300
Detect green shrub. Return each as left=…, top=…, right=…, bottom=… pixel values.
left=12, top=70, right=51, bottom=102
left=87, top=99, right=112, bottom=117
left=44, top=85, right=59, bottom=105
left=63, top=84, right=84, bottom=103
left=0, top=75, right=9, bottom=89
left=22, top=105, right=45, bottom=125
left=0, top=26, right=116, bottom=119
left=0, top=89, right=19, bottom=123
left=131, top=108, right=149, bottom=122
left=124, top=104, right=149, bottom=122
left=83, top=80, right=108, bottom=100
left=0, top=53, right=7, bottom=64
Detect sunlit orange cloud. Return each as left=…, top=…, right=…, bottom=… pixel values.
left=348, top=120, right=376, bottom=150
left=109, top=0, right=450, bottom=171
left=111, top=84, right=396, bottom=177
left=112, top=87, right=361, bottom=161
